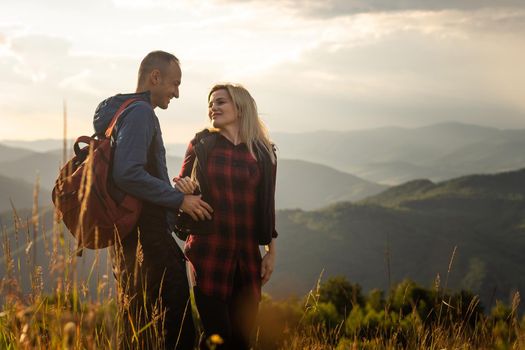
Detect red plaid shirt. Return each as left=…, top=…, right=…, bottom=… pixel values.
left=182, top=134, right=263, bottom=301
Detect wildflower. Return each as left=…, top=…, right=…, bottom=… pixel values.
left=19, top=323, right=30, bottom=345
left=25, top=241, right=33, bottom=255
left=209, top=334, right=224, bottom=345
left=63, top=322, right=76, bottom=349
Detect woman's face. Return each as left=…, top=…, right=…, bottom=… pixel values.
left=208, top=89, right=239, bottom=129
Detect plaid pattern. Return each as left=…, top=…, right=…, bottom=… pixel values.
left=183, top=135, right=263, bottom=301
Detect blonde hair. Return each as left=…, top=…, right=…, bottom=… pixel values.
left=208, top=83, right=276, bottom=164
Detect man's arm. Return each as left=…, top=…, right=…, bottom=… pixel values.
left=112, top=103, right=184, bottom=209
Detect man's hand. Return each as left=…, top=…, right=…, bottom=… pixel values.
left=180, top=195, right=213, bottom=221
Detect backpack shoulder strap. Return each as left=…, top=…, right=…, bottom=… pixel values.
left=104, top=98, right=139, bottom=139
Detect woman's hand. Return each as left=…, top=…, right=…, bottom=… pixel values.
left=173, top=176, right=198, bottom=195
left=261, top=240, right=276, bottom=285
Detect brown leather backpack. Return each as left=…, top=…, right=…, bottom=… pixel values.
left=52, top=98, right=141, bottom=254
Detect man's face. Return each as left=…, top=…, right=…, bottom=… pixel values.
left=150, top=61, right=182, bottom=109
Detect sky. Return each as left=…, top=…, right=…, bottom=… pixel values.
left=0, top=0, right=524, bottom=143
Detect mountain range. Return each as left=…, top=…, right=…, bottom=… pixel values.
left=0, top=144, right=37, bottom=163
left=8, top=122, right=525, bottom=185
left=271, top=122, right=525, bottom=184
left=0, top=146, right=382, bottom=212
left=265, top=168, right=525, bottom=311
left=1, top=167, right=524, bottom=313
left=0, top=174, right=39, bottom=213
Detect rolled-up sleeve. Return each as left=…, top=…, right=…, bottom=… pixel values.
left=112, top=104, right=184, bottom=209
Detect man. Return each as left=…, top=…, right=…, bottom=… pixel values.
left=93, top=51, right=213, bottom=349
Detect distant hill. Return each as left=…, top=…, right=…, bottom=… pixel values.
left=272, top=122, right=496, bottom=168
left=0, top=150, right=184, bottom=198
left=436, top=133, right=525, bottom=175
left=0, top=154, right=183, bottom=216
left=9, top=122, right=525, bottom=185
left=135, top=156, right=386, bottom=210
left=2, top=139, right=187, bottom=158
left=265, top=168, right=525, bottom=311
left=0, top=144, right=39, bottom=163
left=347, top=161, right=449, bottom=185
left=363, top=169, right=525, bottom=207
left=0, top=175, right=49, bottom=213
left=0, top=139, right=74, bottom=153
left=272, top=122, right=525, bottom=184
left=0, top=147, right=383, bottom=210
left=0, top=149, right=63, bottom=197
left=276, top=159, right=386, bottom=209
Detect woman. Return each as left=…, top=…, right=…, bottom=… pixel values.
left=174, top=83, right=277, bottom=349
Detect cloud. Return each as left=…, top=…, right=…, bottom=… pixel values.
left=9, top=0, right=110, bottom=12
left=1, top=1, right=524, bottom=142
left=215, top=0, right=525, bottom=18
left=8, top=35, right=72, bottom=83
left=0, top=33, right=141, bottom=139
left=233, top=9, right=525, bottom=132
left=58, top=69, right=100, bottom=96
left=10, top=35, right=71, bottom=56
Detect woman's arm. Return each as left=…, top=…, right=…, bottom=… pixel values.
left=173, top=141, right=198, bottom=194
left=179, top=141, right=196, bottom=178
left=171, top=139, right=213, bottom=221
left=261, top=148, right=278, bottom=285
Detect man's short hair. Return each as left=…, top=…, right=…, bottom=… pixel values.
left=138, top=51, right=179, bottom=85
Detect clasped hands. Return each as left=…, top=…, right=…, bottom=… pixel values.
left=173, top=176, right=213, bottom=221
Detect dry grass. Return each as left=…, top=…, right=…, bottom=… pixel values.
left=1, top=185, right=525, bottom=349
left=0, top=125, right=165, bottom=348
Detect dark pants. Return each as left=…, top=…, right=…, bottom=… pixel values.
left=110, top=203, right=195, bottom=350
left=194, top=265, right=259, bottom=350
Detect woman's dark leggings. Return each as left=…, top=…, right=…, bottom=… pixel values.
left=193, top=267, right=259, bottom=350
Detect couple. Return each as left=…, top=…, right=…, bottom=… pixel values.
left=93, top=51, right=277, bottom=349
